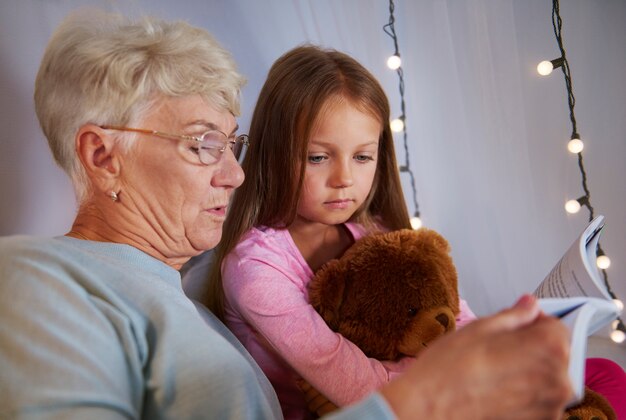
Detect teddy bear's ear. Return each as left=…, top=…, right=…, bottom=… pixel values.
left=308, top=259, right=347, bottom=331
left=416, top=228, right=450, bottom=253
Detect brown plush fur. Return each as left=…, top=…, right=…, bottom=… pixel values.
left=308, top=228, right=459, bottom=360
left=563, top=386, right=616, bottom=420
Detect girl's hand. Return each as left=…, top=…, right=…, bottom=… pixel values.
left=296, top=378, right=339, bottom=417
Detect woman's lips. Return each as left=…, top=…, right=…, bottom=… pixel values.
left=206, top=205, right=227, bottom=217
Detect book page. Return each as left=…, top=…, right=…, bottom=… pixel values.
left=534, top=216, right=610, bottom=300
left=540, top=297, right=620, bottom=403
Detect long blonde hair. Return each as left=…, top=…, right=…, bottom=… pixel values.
left=204, top=45, right=410, bottom=319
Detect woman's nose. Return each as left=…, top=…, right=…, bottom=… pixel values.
left=212, top=149, right=245, bottom=189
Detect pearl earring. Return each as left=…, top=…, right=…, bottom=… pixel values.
left=109, top=191, right=119, bottom=202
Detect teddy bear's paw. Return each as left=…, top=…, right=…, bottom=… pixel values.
left=561, top=387, right=616, bottom=420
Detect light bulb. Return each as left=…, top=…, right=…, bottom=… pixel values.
left=614, top=299, right=624, bottom=313
left=610, top=329, right=625, bottom=344
left=387, top=55, right=401, bottom=70
left=565, top=199, right=581, bottom=214
left=537, top=60, right=554, bottom=76
left=410, top=216, right=422, bottom=230
left=568, top=138, right=584, bottom=154
left=596, top=254, right=611, bottom=270
left=390, top=118, right=404, bottom=132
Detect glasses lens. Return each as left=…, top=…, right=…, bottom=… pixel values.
left=198, top=132, right=226, bottom=165
left=196, top=131, right=248, bottom=165
left=233, top=135, right=248, bottom=164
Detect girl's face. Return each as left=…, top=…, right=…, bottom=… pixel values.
left=295, top=100, right=380, bottom=226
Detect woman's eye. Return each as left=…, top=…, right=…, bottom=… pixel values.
left=308, top=155, right=326, bottom=163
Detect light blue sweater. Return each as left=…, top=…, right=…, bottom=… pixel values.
left=0, top=236, right=394, bottom=420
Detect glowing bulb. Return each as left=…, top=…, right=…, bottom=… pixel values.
left=614, top=299, right=624, bottom=313
left=390, top=118, right=404, bottom=132
left=387, top=55, right=401, bottom=70
left=596, top=254, right=611, bottom=270
left=410, top=216, right=422, bottom=230
left=537, top=60, right=554, bottom=76
left=610, top=329, right=625, bottom=344
left=568, top=138, right=584, bottom=154
left=565, top=199, right=581, bottom=214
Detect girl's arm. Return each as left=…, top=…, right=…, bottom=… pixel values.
left=223, top=255, right=411, bottom=406
left=456, top=298, right=478, bottom=328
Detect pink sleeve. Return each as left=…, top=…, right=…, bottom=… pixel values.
left=456, top=298, right=478, bottom=328
left=223, top=255, right=408, bottom=406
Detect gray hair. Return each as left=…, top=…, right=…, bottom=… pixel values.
left=34, top=10, right=245, bottom=201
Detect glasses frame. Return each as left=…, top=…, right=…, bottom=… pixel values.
left=100, top=125, right=249, bottom=165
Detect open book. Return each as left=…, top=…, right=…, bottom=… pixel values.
left=534, top=215, right=620, bottom=403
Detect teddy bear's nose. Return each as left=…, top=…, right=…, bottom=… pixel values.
left=435, top=313, right=450, bottom=328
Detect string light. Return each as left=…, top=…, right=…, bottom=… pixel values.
left=537, top=57, right=565, bottom=76
left=596, top=249, right=611, bottom=270
left=387, top=54, right=402, bottom=70
left=567, top=133, right=584, bottom=153
left=610, top=322, right=626, bottom=344
left=383, top=0, right=421, bottom=229
left=541, top=0, right=623, bottom=343
left=390, top=118, right=404, bottom=132
left=564, top=195, right=587, bottom=214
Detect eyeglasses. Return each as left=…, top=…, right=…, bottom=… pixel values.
left=100, top=125, right=249, bottom=165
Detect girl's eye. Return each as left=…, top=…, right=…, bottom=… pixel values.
left=355, top=154, right=374, bottom=162
left=308, top=155, right=326, bottom=164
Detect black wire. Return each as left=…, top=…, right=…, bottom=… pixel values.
left=552, top=0, right=596, bottom=221
left=552, top=0, right=621, bottom=325
left=383, top=0, right=400, bottom=56
left=383, top=0, right=420, bottom=217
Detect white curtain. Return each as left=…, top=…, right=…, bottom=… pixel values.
left=1, top=0, right=624, bottom=350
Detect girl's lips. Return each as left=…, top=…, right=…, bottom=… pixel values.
left=324, top=199, right=354, bottom=210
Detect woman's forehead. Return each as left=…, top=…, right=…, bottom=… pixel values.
left=141, top=95, right=237, bottom=133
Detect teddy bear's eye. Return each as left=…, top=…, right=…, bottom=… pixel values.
left=407, top=307, right=417, bottom=317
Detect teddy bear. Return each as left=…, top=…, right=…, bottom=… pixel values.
left=306, top=228, right=617, bottom=419
left=308, top=228, right=459, bottom=361
left=562, top=386, right=616, bottom=420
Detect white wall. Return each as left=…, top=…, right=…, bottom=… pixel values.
left=1, top=0, right=624, bottom=363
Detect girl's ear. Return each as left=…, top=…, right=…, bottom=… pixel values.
left=75, top=124, right=121, bottom=192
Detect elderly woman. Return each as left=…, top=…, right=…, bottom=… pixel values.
left=0, top=10, right=575, bottom=420
left=0, top=11, right=281, bottom=419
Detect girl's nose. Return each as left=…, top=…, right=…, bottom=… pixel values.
left=330, top=160, right=353, bottom=188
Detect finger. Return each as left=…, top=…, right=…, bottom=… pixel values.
left=316, top=400, right=338, bottom=416
left=309, top=393, right=332, bottom=412
left=472, top=294, right=541, bottom=334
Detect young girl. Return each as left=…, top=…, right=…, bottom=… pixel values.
left=204, top=45, right=626, bottom=419
left=204, top=45, right=476, bottom=419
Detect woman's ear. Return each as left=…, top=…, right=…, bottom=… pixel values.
left=75, top=124, right=121, bottom=190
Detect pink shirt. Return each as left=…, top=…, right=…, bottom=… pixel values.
left=222, top=224, right=476, bottom=419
